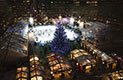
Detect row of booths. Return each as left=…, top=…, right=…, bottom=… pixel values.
left=70, top=40, right=117, bottom=75
left=102, top=70, right=123, bottom=80
left=16, top=55, right=44, bottom=80
left=70, top=49, right=96, bottom=74
left=47, top=53, right=72, bottom=79
left=81, top=40, right=117, bottom=71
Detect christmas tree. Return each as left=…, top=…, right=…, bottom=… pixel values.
left=51, top=22, right=70, bottom=55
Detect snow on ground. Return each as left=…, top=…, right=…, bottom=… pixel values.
left=32, top=25, right=78, bottom=44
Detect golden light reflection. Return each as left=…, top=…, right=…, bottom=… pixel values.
left=16, top=67, right=28, bottom=80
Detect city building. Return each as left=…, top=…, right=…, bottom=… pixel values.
left=0, top=0, right=12, bottom=35
left=7, top=0, right=44, bottom=23
left=0, top=32, right=28, bottom=66
left=10, top=0, right=33, bottom=22
left=38, top=0, right=73, bottom=17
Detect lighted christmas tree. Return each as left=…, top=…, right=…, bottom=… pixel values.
left=51, top=22, right=70, bottom=55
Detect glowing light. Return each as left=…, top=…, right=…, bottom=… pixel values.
left=34, top=56, right=39, bottom=61
left=43, top=16, right=48, bottom=21
left=16, top=67, right=28, bottom=80
left=28, top=32, right=34, bottom=41
left=51, top=71, right=53, bottom=74
left=69, top=17, right=74, bottom=25
left=52, top=19, right=57, bottom=25
left=30, top=58, right=33, bottom=62
left=31, top=76, right=43, bottom=80
left=77, top=20, right=81, bottom=24
left=62, top=18, right=69, bottom=24
left=29, top=17, right=34, bottom=25
left=23, top=45, right=27, bottom=51
left=76, top=63, right=78, bottom=66
left=79, top=21, right=84, bottom=28
left=58, top=16, right=62, bottom=20
left=30, top=56, right=39, bottom=61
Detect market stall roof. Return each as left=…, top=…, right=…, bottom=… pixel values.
left=102, top=70, right=123, bottom=80
left=47, top=53, right=72, bottom=74
left=93, top=49, right=114, bottom=63
left=50, top=63, right=71, bottom=73
left=76, top=55, right=96, bottom=65
left=70, top=49, right=90, bottom=59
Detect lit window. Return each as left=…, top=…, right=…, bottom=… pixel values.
left=34, top=56, right=39, bottom=61
left=27, top=0, right=30, bottom=2
left=16, top=67, right=28, bottom=80
left=30, top=58, right=34, bottom=61
left=31, top=76, right=43, bottom=80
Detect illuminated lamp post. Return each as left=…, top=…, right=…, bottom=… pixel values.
left=16, top=66, right=28, bottom=80
left=79, top=21, right=84, bottom=29
left=28, top=17, right=34, bottom=42
left=29, top=55, right=43, bottom=80
left=58, top=15, right=62, bottom=21
left=29, top=17, right=34, bottom=26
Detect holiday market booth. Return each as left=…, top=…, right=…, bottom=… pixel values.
left=29, top=55, right=44, bottom=80
left=102, top=70, right=123, bottom=80
left=81, top=40, right=117, bottom=70
left=16, top=66, right=28, bottom=80
left=92, top=48, right=117, bottom=70
left=110, top=70, right=123, bottom=80
left=16, top=55, right=44, bottom=80
left=47, top=53, right=72, bottom=79
left=89, top=47, right=117, bottom=71
left=70, top=49, right=96, bottom=74
left=81, top=40, right=94, bottom=53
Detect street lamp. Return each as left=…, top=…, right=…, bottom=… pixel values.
left=79, top=21, right=84, bottom=29
left=28, top=32, right=34, bottom=42
left=28, top=17, right=34, bottom=41
left=58, top=15, right=62, bottom=21
left=29, top=17, right=34, bottom=25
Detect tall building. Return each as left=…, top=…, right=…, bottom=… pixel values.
left=0, top=24, right=28, bottom=68
left=86, top=0, right=98, bottom=4
left=0, top=0, right=11, bottom=35
left=7, top=0, right=43, bottom=23
left=38, top=0, right=73, bottom=17
left=10, top=0, right=32, bottom=22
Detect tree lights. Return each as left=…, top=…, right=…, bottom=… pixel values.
left=50, top=23, right=70, bottom=55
